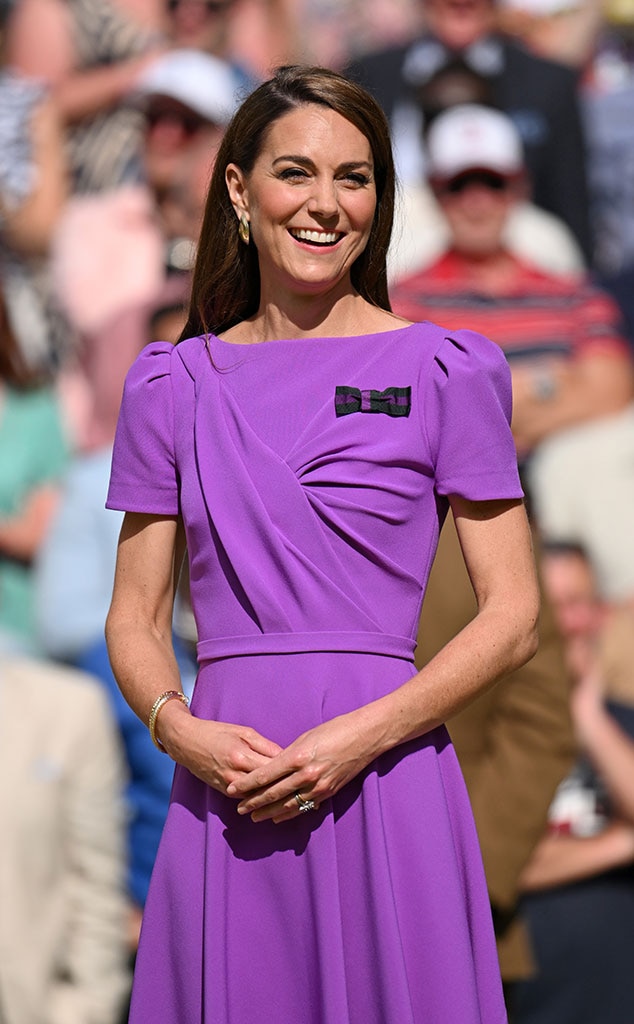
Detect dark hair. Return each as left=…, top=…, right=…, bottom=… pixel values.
left=541, top=539, right=590, bottom=563
left=179, top=64, right=395, bottom=341
left=0, top=286, right=46, bottom=389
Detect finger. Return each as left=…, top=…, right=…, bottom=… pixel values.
left=226, top=755, right=297, bottom=797
left=244, top=731, right=284, bottom=758
left=235, top=777, right=297, bottom=812
left=252, top=793, right=321, bottom=824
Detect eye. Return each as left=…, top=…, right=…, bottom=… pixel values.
left=278, top=167, right=309, bottom=182
left=341, top=172, right=372, bottom=188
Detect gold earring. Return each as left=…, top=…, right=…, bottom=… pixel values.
left=238, top=214, right=250, bottom=245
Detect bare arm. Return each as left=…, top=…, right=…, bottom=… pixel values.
left=6, top=0, right=163, bottom=124
left=105, top=512, right=282, bottom=789
left=511, top=352, right=634, bottom=454
left=571, top=671, right=634, bottom=825
left=520, top=823, right=634, bottom=890
left=0, top=98, right=67, bottom=256
left=0, top=484, right=60, bottom=562
left=226, top=497, right=540, bottom=822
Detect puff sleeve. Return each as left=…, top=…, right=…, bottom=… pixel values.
left=106, top=342, right=179, bottom=514
left=422, top=329, right=523, bottom=501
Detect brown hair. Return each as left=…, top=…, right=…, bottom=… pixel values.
left=0, top=287, right=46, bottom=389
left=179, top=64, right=395, bottom=341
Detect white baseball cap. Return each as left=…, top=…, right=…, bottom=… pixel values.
left=132, top=49, right=241, bottom=126
left=426, top=104, right=524, bottom=181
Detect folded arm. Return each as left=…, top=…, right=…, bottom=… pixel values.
left=511, top=352, right=634, bottom=454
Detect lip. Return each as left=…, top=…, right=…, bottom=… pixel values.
left=287, top=227, right=345, bottom=248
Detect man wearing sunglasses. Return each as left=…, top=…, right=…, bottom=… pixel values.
left=390, top=104, right=634, bottom=1017
left=346, top=0, right=592, bottom=263
left=392, top=103, right=634, bottom=602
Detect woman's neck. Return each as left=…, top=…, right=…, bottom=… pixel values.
left=232, top=289, right=386, bottom=344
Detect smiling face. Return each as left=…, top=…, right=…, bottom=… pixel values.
left=225, top=104, right=377, bottom=304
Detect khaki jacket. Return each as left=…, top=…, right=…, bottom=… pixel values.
left=417, top=516, right=576, bottom=979
left=0, top=658, right=130, bottom=1024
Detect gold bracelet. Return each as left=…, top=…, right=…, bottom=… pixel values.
left=148, top=690, right=190, bottom=753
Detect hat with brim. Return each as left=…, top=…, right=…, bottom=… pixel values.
left=426, top=104, right=524, bottom=183
left=131, top=49, right=241, bottom=126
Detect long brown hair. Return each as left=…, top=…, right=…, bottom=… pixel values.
left=179, top=64, right=396, bottom=341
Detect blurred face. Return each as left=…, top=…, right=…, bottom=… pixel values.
left=166, top=0, right=236, bottom=53
left=226, top=104, right=377, bottom=302
left=542, top=551, right=602, bottom=642
left=434, top=169, right=517, bottom=258
left=143, top=97, right=224, bottom=193
left=423, top=0, right=496, bottom=49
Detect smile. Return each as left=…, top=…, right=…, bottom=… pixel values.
left=289, top=228, right=344, bottom=246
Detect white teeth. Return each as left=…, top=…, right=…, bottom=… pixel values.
left=291, top=229, right=340, bottom=244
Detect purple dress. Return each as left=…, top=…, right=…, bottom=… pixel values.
left=107, top=322, right=521, bottom=1023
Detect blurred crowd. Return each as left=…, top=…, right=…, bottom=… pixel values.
left=1, top=0, right=633, bottom=1021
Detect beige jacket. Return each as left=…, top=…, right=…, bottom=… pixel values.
left=0, top=657, right=130, bottom=1024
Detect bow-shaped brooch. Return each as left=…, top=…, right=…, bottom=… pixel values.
left=334, top=386, right=411, bottom=418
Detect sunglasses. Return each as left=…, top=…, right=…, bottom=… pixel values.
left=439, top=170, right=512, bottom=195
left=144, top=105, right=210, bottom=137
left=167, top=0, right=235, bottom=11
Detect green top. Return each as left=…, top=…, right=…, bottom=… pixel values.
left=0, top=385, right=69, bottom=651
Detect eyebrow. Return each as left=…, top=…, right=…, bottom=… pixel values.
left=272, top=155, right=373, bottom=173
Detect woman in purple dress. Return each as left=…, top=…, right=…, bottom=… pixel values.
left=105, top=65, right=539, bottom=1023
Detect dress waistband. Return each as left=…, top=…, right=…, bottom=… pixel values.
left=196, top=631, right=416, bottom=663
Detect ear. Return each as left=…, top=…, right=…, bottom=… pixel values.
left=225, top=163, right=249, bottom=220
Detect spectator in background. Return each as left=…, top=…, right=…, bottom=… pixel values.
left=390, top=104, right=634, bottom=601
left=0, top=0, right=68, bottom=371
left=388, top=57, right=584, bottom=281
left=346, top=0, right=593, bottom=262
left=515, top=541, right=634, bottom=1024
left=0, top=654, right=130, bottom=1024
left=0, top=288, right=68, bottom=655
left=3, top=0, right=168, bottom=369
left=581, top=0, right=634, bottom=275
left=5, top=0, right=165, bottom=194
left=51, top=47, right=240, bottom=452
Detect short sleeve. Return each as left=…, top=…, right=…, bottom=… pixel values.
left=106, top=342, right=179, bottom=514
left=422, top=329, right=523, bottom=501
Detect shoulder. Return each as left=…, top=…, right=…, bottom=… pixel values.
left=501, top=36, right=579, bottom=91
left=406, top=320, right=508, bottom=370
left=345, top=41, right=413, bottom=111
left=124, top=335, right=208, bottom=388
left=2, top=655, right=110, bottom=717
left=345, top=41, right=410, bottom=81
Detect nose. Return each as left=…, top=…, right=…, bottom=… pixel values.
left=306, top=176, right=339, bottom=219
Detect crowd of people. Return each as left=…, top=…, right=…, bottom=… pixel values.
left=1, top=0, right=633, bottom=1021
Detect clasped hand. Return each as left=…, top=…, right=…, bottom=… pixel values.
left=191, top=712, right=377, bottom=824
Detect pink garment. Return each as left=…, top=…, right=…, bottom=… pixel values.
left=51, top=184, right=187, bottom=452
left=52, top=185, right=163, bottom=334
